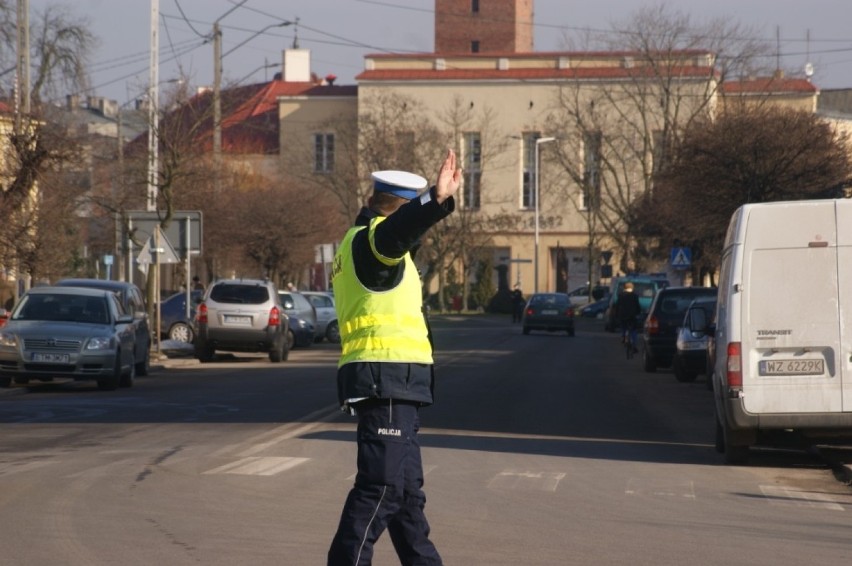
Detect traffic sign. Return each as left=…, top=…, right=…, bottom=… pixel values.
left=670, top=247, right=692, bottom=269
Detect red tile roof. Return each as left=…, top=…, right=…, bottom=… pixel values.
left=357, top=66, right=717, bottom=82
left=138, top=80, right=357, bottom=155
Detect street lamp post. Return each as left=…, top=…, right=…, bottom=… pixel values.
left=534, top=136, right=556, bottom=293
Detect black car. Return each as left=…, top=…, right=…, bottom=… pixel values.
left=640, top=286, right=717, bottom=372
left=521, top=292, right=575, bottom=336
left=55, top=278, right=152, bottom=376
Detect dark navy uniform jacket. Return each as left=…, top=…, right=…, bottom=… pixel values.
left=335, top=187, right=454, bottom=407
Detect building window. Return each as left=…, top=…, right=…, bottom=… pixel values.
left=463, top=132, right=481, bottom=209
left=471, top=0, right=479, bottom=14
left=314, top=133, right=334, bottom=173
left=471, top=40, right=480, bottom=53
left=582, top=131, right=602, bottom=210
left=521, top=132, right=539, bottom=209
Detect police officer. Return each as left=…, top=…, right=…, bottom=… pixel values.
left=327, top=150, right=461, bottom=566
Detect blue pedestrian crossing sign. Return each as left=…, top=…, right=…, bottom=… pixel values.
left=670, top=247, right=692, bottom=269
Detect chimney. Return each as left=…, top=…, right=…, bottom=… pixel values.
left=282, top=48, right=311, bottom=82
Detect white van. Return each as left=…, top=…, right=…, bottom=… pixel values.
left=708, top=199, right=852, bottom=464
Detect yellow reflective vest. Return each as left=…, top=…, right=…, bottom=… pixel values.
left=332, top=217, right=433, bottom=367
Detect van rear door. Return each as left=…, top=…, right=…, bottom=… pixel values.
left=836, top=199, right=852, bottom=411
left=741, top=201, right=843, bottom=414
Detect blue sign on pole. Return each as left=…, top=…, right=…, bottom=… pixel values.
left=670, top=247, right=692, bottom=270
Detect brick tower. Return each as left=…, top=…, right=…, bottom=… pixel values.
left=435, top=0, right=534, bottom=54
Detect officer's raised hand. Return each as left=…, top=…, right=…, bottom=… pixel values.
left=435, top=148, right=462, bottom=204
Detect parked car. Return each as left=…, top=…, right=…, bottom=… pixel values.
left=604, top=276, right=664, bottom=332
left=579, top=296, right=610, bottom=318
left=158, top=290, right=203, bottom=343
left=521, top=293, right=575, bottom=336
left=193, top=278, right=289, bottom=363
left=640, top=286, right=717, bottom=373
left=55, top=278, right=151, bottom=376
left=566, top=284, right=610, bottom=307
left=278, top=291, right=318, bottom=342
left=286, top=314, right=315, bottom=349
left=300, top=291, right=340, bottom=343
left=672, top=296, right=717, bottom=383
left=0, top=286, right=136, bottom=390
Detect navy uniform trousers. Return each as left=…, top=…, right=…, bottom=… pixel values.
left=328, top=399, right=442, bottom=566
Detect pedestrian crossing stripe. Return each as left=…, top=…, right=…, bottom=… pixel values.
left=204, top=456, right=310, bottom=476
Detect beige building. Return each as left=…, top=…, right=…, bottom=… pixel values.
left=274, top=0, right=825, bottom=297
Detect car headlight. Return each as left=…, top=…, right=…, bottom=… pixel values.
left=86, top=336, right=114, bottom=351
left=0, top=332, right=18, bottom=347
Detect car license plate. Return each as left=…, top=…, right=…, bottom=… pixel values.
left=32, top=352, right=70, bottom=363
left=759, top=359, right=824, bottom=376
left=224, top=315, right=252, bottom=325
left=542, top=309, right=558, bottom=315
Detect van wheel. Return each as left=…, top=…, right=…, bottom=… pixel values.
left=643, top=349, right=657, bottom=372
left=522, top=326, right=530, bottom=335
left=716, top=415, right=750, bottom=465
left=0, top=376, right=10, bottom=388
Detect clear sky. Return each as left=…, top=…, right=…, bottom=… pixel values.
left=36, top=0, right=852, bottom=104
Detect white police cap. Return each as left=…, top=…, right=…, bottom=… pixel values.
left=371, top=170, right=428, bottom=200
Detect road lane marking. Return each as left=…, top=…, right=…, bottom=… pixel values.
left=760, top=485, right=845, bottom=511
left=204, top=456, right=310, bottom=476
left=625, top=479, right=696, bottom=499
left=487, top=470, right=565, bottom=492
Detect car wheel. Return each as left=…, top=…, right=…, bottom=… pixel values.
left=135, top=343, right=150, bottom=376
left=643, top=348, right=657, bottom=373
left=673, top=358, right=696, bottom=383
left=98, top=354, right=122, bottom=391
left=13, top=377, right=29, bottom=385
left=286, top=329, right=296, bottom=351
left=121, top=357, right=136, bottom=388
left=269, top=337, right=286, bottom=363
left=568, top=327, right=575, bottom=337
left=195, top=341, right=215, bottom=363
left=522, top=326, right=530, bottom=335
left=0, top=376, right=11, bottom=388
left=326, top=321, right=340, bottom=344
left=169, top=322, right=194, bottom=343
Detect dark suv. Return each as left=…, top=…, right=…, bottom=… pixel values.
left=640, top=286, right=717, bottom=372
left=193, top=279, right=289, bottom=363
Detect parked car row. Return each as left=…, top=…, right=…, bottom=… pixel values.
left=0, top=277, right=342, bottom=390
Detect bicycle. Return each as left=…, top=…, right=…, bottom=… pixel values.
left=621, top=321, right=639, bottom=359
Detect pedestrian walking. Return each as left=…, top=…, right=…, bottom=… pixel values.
left=327, top=149, right=462, bottom=566
left=511, top=285, right=525, bottom=323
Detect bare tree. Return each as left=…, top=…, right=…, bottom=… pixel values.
left=548, top=3, right=770, bottom=273
left=639, top=104, right=851, bottom=283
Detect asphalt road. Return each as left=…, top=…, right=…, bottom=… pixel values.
left=0, top=315, right=850, bottom=565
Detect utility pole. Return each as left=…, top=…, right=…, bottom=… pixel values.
left=147, top=0, right=159, bottom=212
left=213, top=22, right=222, bottom=171
left=15, top=0, right=30, bottom=131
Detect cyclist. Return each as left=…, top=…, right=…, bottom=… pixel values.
left=615, top=281, right=641, bottom=354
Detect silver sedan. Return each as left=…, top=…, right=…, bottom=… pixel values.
left=0, top=286, right=136, bottom=390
